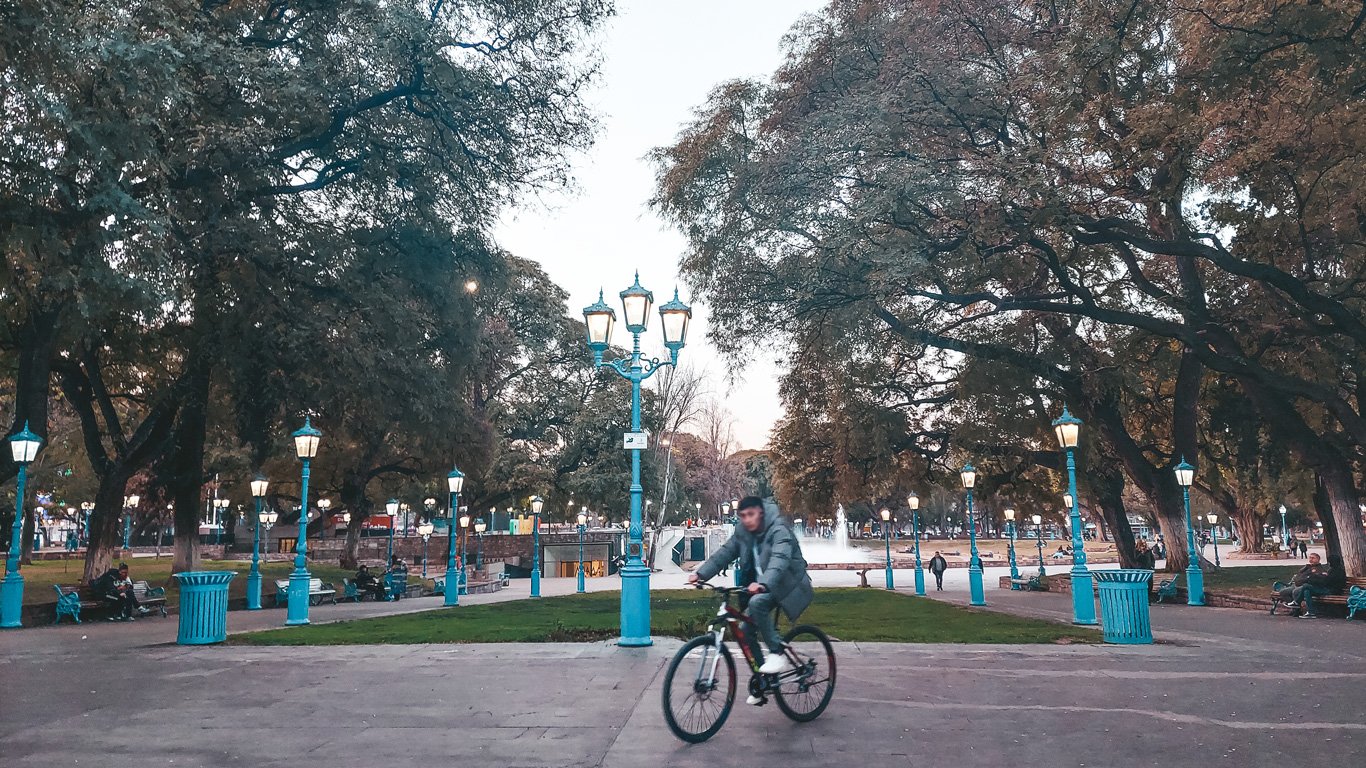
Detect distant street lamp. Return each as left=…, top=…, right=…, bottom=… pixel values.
left=80, top=501, right=94, bottom=547
left=444, top=468, right=464, bottom=607
left=1052, top=406, right=1096, bottom=625
left=1004, top=508, right=1020, bottom=587
left=880, top=508, right=894, bottom=590
left=385, top=499, right=399, bottom=564
left=474, top=518, right=487, bottom=569
left=458, top=511, right=471, bottom=590
left=530, top=496, right=544, bottom=598
left=583, top=276, right=692, bottom=647
left=1206, top=514, right=1221, bottom=568
left=576, top=511, right=588, bottom=594
left=286, top=416, right=322, bottom=626
left=247, top=474, right=270, bottom=610
left=1032, top=514, right=1046, bottom=577
left=961, top=464, right=985, bottom=606
left=2, top=423, right=43, bottom=628
left=1174, top=458, right=1204, bottom=606
left=417, top=522, right=435, bottom=579
left=213, top=497, right=230, bottom=545
left=908, top=493, right=925, bottom=596
left=1278, top=504, right=1289, bottom=550
left=122, top=494, right=139, bottom=550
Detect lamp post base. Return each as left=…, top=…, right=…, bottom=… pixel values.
left=577, top=569, right=585, bottom=594
left=1185, top=563, right=1205, bottom=606
left=913, top=567, right=925, bottom=596
left=444, top=566, right=461, bottom=606
left=968, top=565, right=986, bottom=606
left=884, top=565, right=895, bottom=590
left=1, top=572, right=25, bottom=628
left=618, top=562, right=652, bottom=647
left=1070, top=567, right=1098, bottom=625
left=246, top=570, right=262, bottom=610
left=286, top=568, right=312, bottom=625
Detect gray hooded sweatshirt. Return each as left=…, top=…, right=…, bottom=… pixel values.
left=695, top=501, right=814, bottom=621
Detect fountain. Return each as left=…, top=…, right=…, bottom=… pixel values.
left=797, top=504, right=871, bottom=564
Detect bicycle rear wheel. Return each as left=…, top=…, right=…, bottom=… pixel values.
left=662, top=635, right=737, bottom=743
left=774, top=624, right=836, bottom=722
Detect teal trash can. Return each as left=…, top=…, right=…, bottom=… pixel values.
left=1094, top=569, right=1154, bottom=644
left=173, top=571, right=236, bottom=645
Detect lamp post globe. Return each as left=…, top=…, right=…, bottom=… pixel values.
left=960, top=463, right=985, bottom=606
left=1278, top=504, right=1289, bottom=550
left=1052, top=405, right=1096, bottom=625
left=384, top=498, right=400, bottom=564
left=444, top=467, right=464, bottom=607
left=474, top=518, right=486, bottom=569
left=1004, top=508, right=1020, bottom=586
left=908, top=492, right=925, bottom=595
left=1174, top=457, right=1204, bottom=606
left=880, top=508, right=894, bottom=590
left=1032, top=514, right=1046, bottom=577
left=2, top=422, right=44, bottom=628
left=285, top=417, right=321, bottom=626
left=529, top=496, right=544, bottom=598
left=247, top=473, right=270, bottom=610
left=418, top=522, right=435, bottom=579
left=576, top=511, right=588, bottom=593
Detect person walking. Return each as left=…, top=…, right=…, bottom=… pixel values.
left=928, top=551, right=948, bottom=591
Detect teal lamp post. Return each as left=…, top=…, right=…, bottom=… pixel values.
left=576, top=511, right=587, bottom=593
left=444, top=467, right=463, bottom=607
left=1053, top=406, right=1097, bottom=625
left=474, top=518, right=486, bottom=569
left=247, top=473, right=270, bottom=610
left=908, top=493, right=925, bottom=595
left=80, top=501, right=93, bottom=547
left=122, top=494, right=138, bottom=550
left=880, top=508, right=894, bottom=589
left=961, top=463, right=985, bottom=606
left=457, top=511, right=470, bottom=588
left=582, top=276, right=692, bottom=647
left=530, top=496, right=543, bottom=598
left=1278, top=504, right=1289, bottom=550
left=2, top=422, right=43, bottom=628
left=1032, top=514, right=1046, bottom=577
left=1174, top=458, right=1204, bottom=605
left=1005, top=507, right=1021, bottom=588
left=286, top=417, right=321, bottom=625
left=1206, top=514, right=1221, bottom=568
left=384, top=498, right=399, bottom=564
left=417, top=522, right=434, bottom=579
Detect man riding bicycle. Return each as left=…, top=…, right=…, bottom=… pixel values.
left=688, top=496, right=813, bottom=693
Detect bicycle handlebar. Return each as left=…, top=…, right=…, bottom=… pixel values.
left=691, top=580, right=748, bottom=596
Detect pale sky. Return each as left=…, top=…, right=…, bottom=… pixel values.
left=494, top=0, right=828, bottom=450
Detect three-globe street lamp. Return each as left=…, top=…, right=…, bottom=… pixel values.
left=213, top=497, right=230, bottom=545
left=960, top=464, right=985, bottom=606
left=1206, top=514, right=1222, bottom=568
left=880, top=509, right=894, bottom=590
left=247, top=474, right=270, bottom=610
left=1174, top=458, right=1205, bottom=606
left=286, top=417, right=322, bottom=626
left=581, top=274, right=692, bottom=647
left=1278, top=504, right=1289, bottom=550
left=122, top=494, right=139, bottom=550
left=80, top=501, right=94, bottom=547
left=418, top=522, right=435, bottom=579
left=445, top=468, right=464, bottom=607
left=577, top=511, right=588, bottom=593
left=474, top=518, right=486, bottom=569
left=1052, top=406, right=1097, bottom=625
left=384, top=499, right=399, bottom=564
left=2, top=423, right=43, bottom=628
left=1032, top=514, right=1046, bottom=577
left=530, top=496, right=544, bottom=598
left=1004, top=508, right=1021, bottom=588
left=908, top=493, right=925, bottom=596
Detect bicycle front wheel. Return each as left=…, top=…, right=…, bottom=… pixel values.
left=774, top=624, right=836, bottom=722
left=662, top=635, right=736, bottom=743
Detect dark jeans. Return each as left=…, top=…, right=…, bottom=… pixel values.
left=1294, top=585, right=1331, bottom=613
left=102, top=589, right=138, bottom=618
left=933, top=572, right=945, bottom=590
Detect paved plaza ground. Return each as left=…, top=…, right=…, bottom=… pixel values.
left=3, top=565, right=1363, bottom=767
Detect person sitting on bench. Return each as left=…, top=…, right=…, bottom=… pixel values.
left=92, top=563, right=148, bottom=620
left=355, top=565, right=386, bottom=601
left=1292, top=554, right=1346, bottom=619
left=1276, top=553, right=1328, bottom=616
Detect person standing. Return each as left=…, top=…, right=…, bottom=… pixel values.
left=928, top=551, right=948, bottom=591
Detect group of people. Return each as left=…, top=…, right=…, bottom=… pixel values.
left=92, top=563, right=150, bottom=621
left=1274, top=552, right=1346, bottom=618
left=352, top=556, right=410, bottom=601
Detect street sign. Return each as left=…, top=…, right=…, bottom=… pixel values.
left=623, top=431, right=650, bottom=450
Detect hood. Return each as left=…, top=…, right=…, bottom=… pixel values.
left=737, top=499, right=783, bottom=542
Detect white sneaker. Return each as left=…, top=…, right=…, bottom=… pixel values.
left=745, top=695, right=764, bottom=706
left=758, top=655, right=793, bottom=675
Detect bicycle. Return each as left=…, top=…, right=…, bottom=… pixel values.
left=661, top=582, right=836, bottom=743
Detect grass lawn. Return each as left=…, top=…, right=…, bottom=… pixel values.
left=1202, top=565, right=1296, bottom=598
left=232, top=588, right=1100, bottom=646
left=17, top=557, right=356, bottom=606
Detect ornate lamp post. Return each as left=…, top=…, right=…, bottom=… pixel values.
left=1004, top=508, right=1020, bottom=587
left=908, top=493, right=925, bottom=595
left=286, top=417, right=321, bottom=626
left=1, top=423, right=43, bottom=628
left=1032, top=514, right=1046, bottom=577
left=576, top=511, right=587, bottom=593
left=247, top=473, right=270, bottom=610
left=1174, top=458, right=1204, bottom=606
left=880, top=508, right=894, bottom=590
left=1278, top=504, right=1289, bottom=550
left=474, top=518, right=486, bottom=569
left=417, top=522, right=435, bottom=579
left=581, top=275, right=692, bottom=647
left=458, top=511, right=470, bottom=588
left=960, top=463, right=985, bottom=606
left=1206, top=514, right=1221, bottom=568
left=530, top=496, right=544, bottom=598
left=213, top=497, right=230, bottom=545
left=122, top=494, right=139, bottom=550
left=444, top=468, right=464, bottom=607
left=1052, top=406, right=1096, bottom=625
left=79, top=501, right=93, bottom=547
left=384, top=499, right=399, bottom=564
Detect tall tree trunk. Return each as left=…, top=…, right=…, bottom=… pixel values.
left=82, top=473, right=135, bottom=583
left=1088, top=458, right=1139, bottom=567
left=1, top=305, right=61, bottom=486
left=19, top=504, right=36, bottom=564
left=338, top=473, right=371, bottom=570
left=167, top=353, right=212, bottom=573
left=1314, top=462, right=1366, bottom=574
left=1230, top=506, right=1265, bottom=554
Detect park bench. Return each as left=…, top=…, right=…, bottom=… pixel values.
left=385, top=572, right=410, bottom=600
left=272, top=578, right=337, bottom=607
left=1154, top=575, right=1181, bottom=603
left=1270, top=576, right=1366, bottom=619
left=1009, top=575, right=1043, bottom=591
left=52, top=581, right=168, bottom=625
